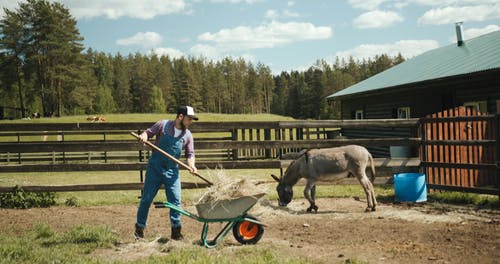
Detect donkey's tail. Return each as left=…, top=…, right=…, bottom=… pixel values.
left=368, top=153, right=376, bottom=183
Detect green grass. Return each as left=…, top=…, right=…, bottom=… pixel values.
left=0, top=113, right=295, bottom=123
left=0, top=224, right=314, bottom=264
left=0, top=224, right=118, bottom=264
left=133, top=247, right=315, bottom=264
left=428, top=191, right=499, bottom=207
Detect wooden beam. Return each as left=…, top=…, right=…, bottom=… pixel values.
left=279, top=157, right=421, bottom=168
left=421, top=161, right=496, bottom=170
left=279, top=119, right=420, bottom=128
left=0, top=119, right=420, bottom=132
left=421, top=140, right=496, bottom=146
left=0, top=181, right=210, bottom=193
left=0, top=161, right=283, bottom=172
left=0, top=138, right=422, bottom=153
left=0, top=158, right=420, bottom=173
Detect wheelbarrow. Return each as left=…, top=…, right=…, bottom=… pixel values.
left=155, top=193, right=266, bottom=248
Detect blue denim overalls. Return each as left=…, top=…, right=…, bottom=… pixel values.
left=136, top=121, right=189, bottom=228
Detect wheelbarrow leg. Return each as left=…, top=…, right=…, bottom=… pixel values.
left=201, top=221, right=235, bottom=248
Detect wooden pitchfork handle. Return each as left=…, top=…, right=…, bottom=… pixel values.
left=130, top=132, right=213, bottom=186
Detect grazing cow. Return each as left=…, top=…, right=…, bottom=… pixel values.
left=271, top=145, right=377, bottom=213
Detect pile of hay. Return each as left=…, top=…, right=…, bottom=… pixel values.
left=196, top=168, right=266, bottom=205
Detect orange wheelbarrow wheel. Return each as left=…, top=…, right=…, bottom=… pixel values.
left=232, top=214, right=264, bottom=245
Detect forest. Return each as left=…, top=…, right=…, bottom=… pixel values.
left=0, top=0, right=404, bottom=120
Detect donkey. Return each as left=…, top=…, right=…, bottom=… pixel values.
left=271, top=145, right=377, bottom=213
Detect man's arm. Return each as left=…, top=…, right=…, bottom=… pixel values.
left=139, top=120, right=164, bottom=143
left=185, top=133, right=197, bottom=174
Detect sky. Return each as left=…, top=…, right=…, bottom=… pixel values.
left=1, top=0, right=500, bottom=74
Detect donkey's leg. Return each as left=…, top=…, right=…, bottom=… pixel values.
left=356, top=172, right=376, bottom=212
left=368, top=178, right=377, bottom=210
left=304, top=181, right=318, bottom=213
left=311, top=185, right=316, bottom=203
left=363, top=169, right=377, bottom=211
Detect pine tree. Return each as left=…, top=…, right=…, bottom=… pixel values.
left=112, top=53, right=131, bottom=113
left=0, top=0, right=88, bottom=116
left=0, top=9, right=27, bottom=117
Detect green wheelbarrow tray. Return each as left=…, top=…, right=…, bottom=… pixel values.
left=155, top=193, right=266, bottom=248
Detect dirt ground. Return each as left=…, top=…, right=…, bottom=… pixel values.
left=1, top=197, right=499, bottom=264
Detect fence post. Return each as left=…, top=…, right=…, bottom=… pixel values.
left=137, top=129, right=144, bottom=198
left=17, top=132, right=20, bottom=164
left=496, top=114, right=500, bottom=198
left=61, top=131, right=66, bottom=163
left=232, top=129, right=238, bottom=160
left=103, top=132, right=107, bottom=163
left=264, top=129, right=271, bottom=158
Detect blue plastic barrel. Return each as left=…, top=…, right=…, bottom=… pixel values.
left=394, top=173, right=427, bottom=202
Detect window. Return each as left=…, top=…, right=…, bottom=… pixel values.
left=355, top=110, right=364, bottom=120
left=397, top=107, right=410, bottom=119
left=464, top=101, right=487, bottom=113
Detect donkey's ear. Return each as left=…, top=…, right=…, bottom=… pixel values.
left=271, top=174, right=280, bottom=182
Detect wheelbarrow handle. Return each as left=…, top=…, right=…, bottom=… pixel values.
left=131, top=131, right=213, bottom=186
left=154, top=202, right=167, bottom=208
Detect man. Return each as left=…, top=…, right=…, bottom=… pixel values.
left=134, top=106, right=198, bottom=240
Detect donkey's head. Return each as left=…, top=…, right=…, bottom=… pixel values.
left=271, top=174, right=293, bottom=206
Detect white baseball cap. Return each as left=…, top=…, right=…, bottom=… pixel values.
left=177, top=106, right=199, bottom=120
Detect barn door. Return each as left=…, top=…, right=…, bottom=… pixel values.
left=420, top=106, right=498, bottom=195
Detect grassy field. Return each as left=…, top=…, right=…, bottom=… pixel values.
left=0, top=113, right=296, bottom=123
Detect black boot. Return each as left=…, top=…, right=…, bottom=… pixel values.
left=134, top=224, right=144, bottom=239
left=171, top=226, right=184, bottom=240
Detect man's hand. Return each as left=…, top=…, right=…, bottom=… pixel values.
left=139, top=132, right=148, bottom=144
left=187, top=157, right=197, bottom=175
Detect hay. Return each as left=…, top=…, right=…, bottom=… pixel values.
left=195, top=167, right=266, bottom=205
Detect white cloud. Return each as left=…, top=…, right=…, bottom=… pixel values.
left=418, top=4, right=500, bottom=25
left=353, top=10, right=404, bottom=29
left=0, top=0, right=23, bottom=17
left=287, top=1, right=295, bottom=7
left=198, top=21, right=332, bottom=51
left=63, top=0, right=188, bottom=20
left=283, top=10, right=300, bottom=18
left=240, top=53, right=256, bottom=62
left=190, top=44, right=221, bottom=59
left=150, top=47, right=184, bottom=59
left=334, top=39, right=439, bottom=62
left=348, top=0, right=388, bottom=10
left=189, top=44, right=255, bottom=62
left=265, top=9, right=278, bottom=19
left=449, top=24, right=500, bottom=42
left=265, top=9, right=299, bottom=19
left=116, top=32, right=163, bottom=49
left=191, top=20, right=330, bottom=62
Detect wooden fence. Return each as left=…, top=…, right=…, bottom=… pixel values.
left=0, top=120, right=421, bottom=192
left=420, top=107, right=498, bottom=195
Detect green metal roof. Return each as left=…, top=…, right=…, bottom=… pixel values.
left=328, top=29, right=500, bottom=99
